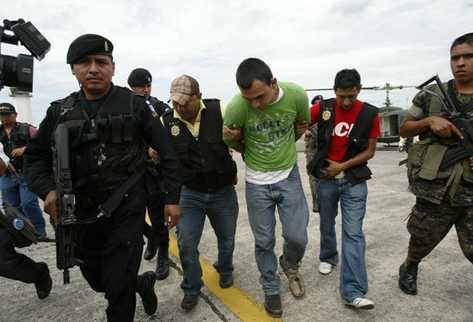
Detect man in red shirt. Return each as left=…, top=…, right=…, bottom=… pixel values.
left=308, top=69, right=380, bottom=309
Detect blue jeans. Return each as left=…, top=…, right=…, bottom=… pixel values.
left=317, top=177, right=368, bottom=302
left=0, top=174, right=46, bottom=235
left=246, top=165, right=309, bottom=295
left=176, top=185, right=238, bottom=295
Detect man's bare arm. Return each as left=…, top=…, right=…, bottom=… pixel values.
left=400, top=113, right=463, bottom=139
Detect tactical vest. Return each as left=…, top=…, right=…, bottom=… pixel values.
left=163, top=99, right=237, bottom=192
left=0, top=122, right=31, bottom=172
left=51, top=86, right=147, bottom=198
left=309, top=99, right=377, bottom=185
left=407, top=81, right=473, bottom=203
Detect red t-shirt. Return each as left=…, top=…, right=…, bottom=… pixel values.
left=310, top=100, right=380, bottom=162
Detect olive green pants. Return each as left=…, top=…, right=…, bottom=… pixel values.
left=406, top=197, right=473, bottom=264
left=304, top=132, right=318, bottom=212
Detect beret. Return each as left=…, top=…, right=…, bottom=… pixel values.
left=128, top=68, right=152, bottom=87
left=67, top=34, right=113, bottom=64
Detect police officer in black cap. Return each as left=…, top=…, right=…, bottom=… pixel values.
left=23, top=34, right=181, bottom=322
left=128, top=68, right=171, bottom=280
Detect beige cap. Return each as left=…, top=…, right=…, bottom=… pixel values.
left=170, top=75, right=195, bottom=105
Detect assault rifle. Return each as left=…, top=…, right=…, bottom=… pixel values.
left=53, top=121, right=82, bottom=284
left=417, top=75, right=473, bottom=170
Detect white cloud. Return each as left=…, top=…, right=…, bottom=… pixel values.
left=0, top=0, right=471, bottom=124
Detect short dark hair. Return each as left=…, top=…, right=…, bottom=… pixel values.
left=451, top=32, right=473, bottom=51
left=333, top=69, right=361, bottom=90
left=236, top=58, right=273, bottom=90
left=311, top=95, right=323, bottom=105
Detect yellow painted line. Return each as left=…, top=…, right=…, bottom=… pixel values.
left=168, top=234, right=282, bottom=322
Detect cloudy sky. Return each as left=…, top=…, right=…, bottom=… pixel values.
left=1, top=0, right=472, bottom=124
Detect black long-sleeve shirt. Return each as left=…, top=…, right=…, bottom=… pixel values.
left=24, top=86, right=181, bottom=205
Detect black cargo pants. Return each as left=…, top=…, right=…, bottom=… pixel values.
left=75, top=185, right=147, bottom=322
left=144, top=174, right=169, bottom=255
left=0, top=228, right=45, bottom=284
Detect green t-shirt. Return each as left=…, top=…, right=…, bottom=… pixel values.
left=224, top=81, right=309, bottom=171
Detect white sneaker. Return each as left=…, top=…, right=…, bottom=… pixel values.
left=345, top=297, right=375, bottom=310
left=318, top=262, right=333, bottom=275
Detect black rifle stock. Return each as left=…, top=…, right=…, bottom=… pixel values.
left=54, top=122, right=79, bottom=284
left=417, top=75, right=473, bottom=169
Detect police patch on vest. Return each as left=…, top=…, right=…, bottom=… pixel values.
left=171, top=125, right=180, bottom=136
left=322, top=110, right=331, bottom=121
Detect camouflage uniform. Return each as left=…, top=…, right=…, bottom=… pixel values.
left=406, top=82, right=473, bottom=264
left=304, top=125, right=318, bottom=212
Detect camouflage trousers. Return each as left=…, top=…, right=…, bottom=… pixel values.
left=406, top=197, right=473, bottom=264
left=304, top=132, right=318, bottom=212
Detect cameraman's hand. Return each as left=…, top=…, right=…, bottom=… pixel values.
left=44, top=190, right=59, bottom=224
left=164, top=204, right=181, bottom=228
left=428, top=116, right=463, bottom=139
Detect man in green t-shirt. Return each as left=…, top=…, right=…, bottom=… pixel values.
left=223, top=58, right=310, bottom=318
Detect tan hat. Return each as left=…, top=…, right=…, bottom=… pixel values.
left=170, top=75, right=197, bottom=105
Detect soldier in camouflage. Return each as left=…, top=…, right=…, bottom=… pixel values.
left=398, top=32, right=473, bottom=296
left=305, top=95, right=323, bottom=212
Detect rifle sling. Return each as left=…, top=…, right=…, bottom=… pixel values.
left=97, top=169, right=146, bottom=219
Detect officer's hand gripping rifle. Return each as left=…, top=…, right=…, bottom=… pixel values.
left=54, top=122, right=81, bottom=284
left=417, top=75, right=473, bottom=169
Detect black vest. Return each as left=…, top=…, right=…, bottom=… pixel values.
left=52, top=86, right=146, bottom=197
left=163, top=99, right=236, bottom=192
left=0, top=122, right=31, bottom=172
left=309, top=99, right=377, bottom=185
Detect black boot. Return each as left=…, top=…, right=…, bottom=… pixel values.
left=137, top=271, right=158, bottom=315
left=143, top=239, right=157, bottom=261
left=399, top=262, right=418, bottom=295
left=155, top=248, right=170, bottom=281
left=34, top=262, right=52, bottom=299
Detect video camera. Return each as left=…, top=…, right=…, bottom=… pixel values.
left=0, top=19, right=50, bottom=92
